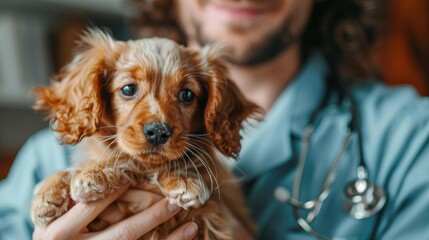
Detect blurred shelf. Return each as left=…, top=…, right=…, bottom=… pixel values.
left=0, top=94, right=34, bottom=109
left=0, top=0, right=135, bottom=17
left=0, top=2, right=132, bottom=109
left=0, top=13, right=51, bottom=110
left=0, top=0, right=131, bottom=158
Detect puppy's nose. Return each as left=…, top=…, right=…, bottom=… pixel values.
left=143, top=121, right=172, bottom=145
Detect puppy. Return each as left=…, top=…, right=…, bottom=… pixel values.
left=30, top=29, right=259, bottom=239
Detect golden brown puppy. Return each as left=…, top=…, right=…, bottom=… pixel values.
left=30, top=29, right=259, bottom=239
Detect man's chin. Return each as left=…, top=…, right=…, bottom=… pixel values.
left=220, top=43, right=290, bottom=67
left=197, top=29, right=295, bottom=67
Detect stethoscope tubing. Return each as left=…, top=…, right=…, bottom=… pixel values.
left=275, top=124, right=353, bottom=239
left=274, top=77, right=386, bottom=239
left=294, top=125, right=353, bottom=222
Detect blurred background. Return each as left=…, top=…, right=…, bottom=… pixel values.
left=0, top=0, right=428, bottom=179
left=0, top=0, right=134, bottom=178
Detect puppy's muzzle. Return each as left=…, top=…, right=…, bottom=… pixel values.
left=143, top=121, right=172, bottom=146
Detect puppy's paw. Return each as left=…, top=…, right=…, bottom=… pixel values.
left=31, top=171, right=72, bottom=226
left=161, top=177, right=210, bottom=210
left=70, top=168, right=119, bottom=202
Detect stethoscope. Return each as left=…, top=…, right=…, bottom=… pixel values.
left=274, top=79, right=386, bottom=240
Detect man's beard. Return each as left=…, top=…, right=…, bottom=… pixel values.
left=194, top=18, right=298, bottom=66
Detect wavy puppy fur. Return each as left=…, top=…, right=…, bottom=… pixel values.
left=30, top=29, right=259, bottom=239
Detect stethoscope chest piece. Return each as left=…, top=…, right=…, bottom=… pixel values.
left=343, top=167, right=386, bottom=219
left=273, top=82, right=387, bottom=239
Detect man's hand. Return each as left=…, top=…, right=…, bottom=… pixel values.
left=32, top=183, right=198, bottom=240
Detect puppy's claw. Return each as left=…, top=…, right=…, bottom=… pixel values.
left=30, top=172, right=72, bottom=226
left=47, top=197, right=65, bottom=206
left=43, top=210, right=56, bottom=218
left=70, top=169, right=120, bottom=203
left=161, top=177, right=210, bottom=210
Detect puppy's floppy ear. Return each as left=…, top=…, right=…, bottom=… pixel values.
left=200, top=45, right=261, bottom=159
left=32, top=29, right=118, bottom=144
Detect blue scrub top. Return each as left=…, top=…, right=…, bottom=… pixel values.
left=236, top=54, right=429, bottom=239
left=1, top=54, right=429, bottom=239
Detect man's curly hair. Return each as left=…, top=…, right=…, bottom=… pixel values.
left=129, top=0, right=388, bottom=80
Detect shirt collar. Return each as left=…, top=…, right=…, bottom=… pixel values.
left=235, top=53, right=328, bottom=179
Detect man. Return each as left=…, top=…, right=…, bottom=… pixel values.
left=3, top=0, right=429, bottom=239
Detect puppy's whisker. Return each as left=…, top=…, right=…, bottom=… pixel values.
left=186, top=147, right=209, bottom=191
left=169, top=151, right=179, bottom=179
left=183, top=152, right=188, bottom=177
left=186, top=141, right=218, bottom=180
left=164, top=161, right=170, bottom=182
left=100, top=133, right=117, bottom=139
left=187, top=136, right=226, bottom=170
left=175, top=157, right=181, bottom=182
left=185, top=145, right=218, bottom=198
left=183, top=135, right=214, bottom=146
left=96, top=138, right=118, bottom=171
left=182, top=149, right=204, bottom=191
left=104, top=141, right=121, bottom=169
left=100, top=137, right=118, bottom=155
left=123, top=153, right=137, bottom=183
left=111, top=148, right=123, bottom=179
left=178, top=150, right=189, bottom=177
left=184, top=136, right=223, bottom=180
left=91, top=143, right=117, bottom=188
left=190, top=149, right=217, bottom=198
left=102, top=143, right=119, bottom=173
left=184, top=138, right=224, bottom=193
left=106, top=146, right=123, bottom=187
left=100, top=132, right=117, bottom=137
left=97, top=126, right=118, bottom=129
left=187, top=133, right=210, bottom=137
left=98, top=135, right=118, bottom=145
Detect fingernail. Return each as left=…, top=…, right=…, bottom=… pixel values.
left=167, top=203, right=181, bottom=213
left=184, top=222, right=198, bottom=240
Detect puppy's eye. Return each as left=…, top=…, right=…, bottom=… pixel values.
left=120, top=84, right=138, bottom=98
left=179, top=88, right=195, bottom=104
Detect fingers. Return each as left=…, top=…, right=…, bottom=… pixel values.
left=48, top=183, right=131, bottom=237
left=32, top=226, right=44, bottom=240
left=91, top=199, right=181, bottom=240
left=119, top=188, right=163, bottom=206
left=99, top=189, right=163, bottom=225
left=97, top=204, right=127, bottom=225
left=166, top=222, right=199, bottom=240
